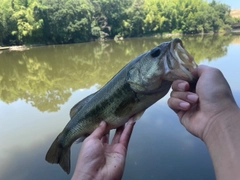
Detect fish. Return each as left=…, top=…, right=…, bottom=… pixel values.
left=45, top=38, right=198, bottom=174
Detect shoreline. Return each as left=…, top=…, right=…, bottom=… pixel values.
left=0, top=31, right=239, bottom=51
left=0, top=45, right=29, bottom=52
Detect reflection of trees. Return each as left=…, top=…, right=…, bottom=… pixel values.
left=0, top=35, right=234, bottom=112
left=182, top=35, right=234, bottom=63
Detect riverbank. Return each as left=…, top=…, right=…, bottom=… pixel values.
left=0, top=31, right=239, bottom=51
left=0, top=45, right=29, bottom=52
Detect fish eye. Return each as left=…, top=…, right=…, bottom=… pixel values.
left=150, top=48, right=161, bottom=58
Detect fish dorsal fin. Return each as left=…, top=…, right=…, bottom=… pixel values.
left=70, top=92, right=97, bottom=118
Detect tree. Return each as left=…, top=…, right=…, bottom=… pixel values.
left=0, top=0, right=16, bottom=45
left=210, top=0, right=232, bottom=32
left=121, top=0, right=145, bottom=37
left=10, top=0, right=45, bottom=44
left=41, top=0, right=94, bottom=44
left=143, top=0, right=168, bottom=34
left=0, top=0, right=237, bottom=45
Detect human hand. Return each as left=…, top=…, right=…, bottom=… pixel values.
left=71, top=120, right=135, bottom=180
left=168, top=65, right=239, bottom=141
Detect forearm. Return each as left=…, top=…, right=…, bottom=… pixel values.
left=71, top=162, right=95, bottom=180
left=204, top=108, right=240, bottom=180
left=72, top=171, right=94, bottom=180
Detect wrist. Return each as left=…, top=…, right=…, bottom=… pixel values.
left=202, top=107, right=240, bottom=179
left=202, top=106, right=240, bottom=145
left=71, top=171, right=95, bottom=180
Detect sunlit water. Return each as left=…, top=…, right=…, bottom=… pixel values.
left=1, top=35, right=240, bottom=180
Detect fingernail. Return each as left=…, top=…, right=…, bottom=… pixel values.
left=179, top=102, right=190, bottom=109
left=128, top=120, right=136, bottom=125
left=99, top=121, right=105, bottom=126
left=187, top=94, right=198, bottom=103
left=178, top=82, right=186, bottom=90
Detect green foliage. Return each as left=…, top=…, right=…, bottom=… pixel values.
left=41, top=0, right=94, bottom=43
left=121, top=0, right=145, bottom=37
left=0, top=0, right=16, bottom=45
left=9, top=0, right=46, bottom=43
left=0, top=0, right=237, bottom=45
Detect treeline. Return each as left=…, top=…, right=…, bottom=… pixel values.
left=0, top=0, right=237, bottom=45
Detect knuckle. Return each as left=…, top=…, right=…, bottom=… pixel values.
left=172, top=80, right=181, bottom=89
left=167, top=98, right=173, bottom=107
left=211, top=67, right=221, bottom=74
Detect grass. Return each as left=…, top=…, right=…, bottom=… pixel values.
left=231, top=10, right=240, bottom=18
left=231, top=36, right=240, bottom=45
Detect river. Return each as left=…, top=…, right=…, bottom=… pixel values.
left=1, top=35, right=240, bottom=180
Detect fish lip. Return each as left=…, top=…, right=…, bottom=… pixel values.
left=167, top=38, right=198, bottom=81
left=171, top=38, right=183, bottom=48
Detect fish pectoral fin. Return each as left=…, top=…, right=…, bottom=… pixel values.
left=131, top=110, right=145, bottom=122
left=74, top=134, right=89, bottom=144
left=70, top=92, right=97, bottom=118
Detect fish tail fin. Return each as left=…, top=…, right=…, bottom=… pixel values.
left=45, top=135, right=71, bottom=174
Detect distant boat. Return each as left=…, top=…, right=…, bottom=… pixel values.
left=0, top=47, right=10, bottom=51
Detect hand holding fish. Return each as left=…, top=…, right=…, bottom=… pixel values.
left=168, top=65, right=238, bottom=139
left=72, top=120, right=135, bottom=180
left=168, top=65, right=240, bottom=180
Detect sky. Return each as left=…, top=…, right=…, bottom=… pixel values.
left=215, top=0, right=240, bottom=10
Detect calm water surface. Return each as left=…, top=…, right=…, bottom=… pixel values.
left=1, top=35, right=240, bottom=180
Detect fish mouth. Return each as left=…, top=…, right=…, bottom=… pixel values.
left=163, top=38, right=198, bottom=81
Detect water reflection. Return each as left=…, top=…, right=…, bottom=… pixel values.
left=0, top=35, right=234, bottom=112
left=1, top=35, right=240, bottom=180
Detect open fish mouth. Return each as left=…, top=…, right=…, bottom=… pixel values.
left=163, top=38, right=198, bottom=81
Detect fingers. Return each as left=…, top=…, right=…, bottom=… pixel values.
left=168, top=81, right=199, bottom=112
left=172, top=80, right=190, bottom=91
left=171, top=91, right=199, bottom=104
left=192, top=64, right=212, bottom=77
left=168, top=97, right=190, bottom=112
left=168, top=93, right=198, bottom=111
left=111, top=125, right=125, bottom=144
left=192, top=65, right=222, bottom=81
left=101, top=133, right=109, bottom=144
left=90, top=119, right=135, bottom=147
left=111, top=119, right=135, bottom=147
left=90, top=121, right=107, bottom=140
left=119, top=120, right=135, bottom=148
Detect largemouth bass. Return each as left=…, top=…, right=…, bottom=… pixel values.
left=46, top=38, right=197, bottom=174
